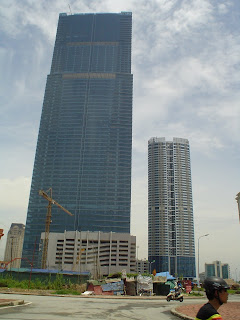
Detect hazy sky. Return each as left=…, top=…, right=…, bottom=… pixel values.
left=1, top=0, right=240, bottom=280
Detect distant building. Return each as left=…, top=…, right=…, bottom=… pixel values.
left=199, top=272, right=205, bottom=283
left=41, top=231, right=136, bottom=276
left=4, top=223, right=25, bottom=268
left=148, top=137, right=195, bottom=278
left=205, top=261, right=230, bottom=279
left=136, top=259, right=149, bottom=274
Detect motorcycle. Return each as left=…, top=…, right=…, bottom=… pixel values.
left=138, top=288, right=151, bottom=296
left=166, top=289, right=184, bottom=302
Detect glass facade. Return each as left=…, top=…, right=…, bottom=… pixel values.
left=22, top=12, right=133, bottom=267
left=205, top=261, right=229, bottom=279
left=148, top=137, right=195, bottom=278
left=206, top=264, right=216, bottom=277
left=221, top=264, right=229, bottom=279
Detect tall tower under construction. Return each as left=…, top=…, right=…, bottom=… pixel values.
left=22, top=12, right=133, bottom=267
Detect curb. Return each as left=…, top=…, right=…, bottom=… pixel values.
left=0, top=299, right=25, bottom=308
left=1, top=292, right=167, bottom=300
left=0, top=290, right=204, bottom=300
left=171, top=307, right=194, bottom=320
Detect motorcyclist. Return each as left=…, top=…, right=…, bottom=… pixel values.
left=166, top=284, right=183, bottom=302
left=174, top=285, right=181, bottom=297
left=195, top=276, right=229, bottom=320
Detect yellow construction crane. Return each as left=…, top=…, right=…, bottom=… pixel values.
left=73, top=247, right=85, bottom=271
left=39, top=188, right=73, bottom=269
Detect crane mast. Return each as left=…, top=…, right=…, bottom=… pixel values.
left=39, top=188, right=73, bottom=269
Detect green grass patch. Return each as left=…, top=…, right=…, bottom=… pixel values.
left=189, top=291, right=203, bottom=296
left=228, top=289, right=239, bottom=294
left=0, top=273, right=78, bottom=291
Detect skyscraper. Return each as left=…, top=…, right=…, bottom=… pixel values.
left=4, top=223, right=25, bottom=269
left=22, top=12, right=133, bottom=267
left=148, top=137, right=195, bottom=278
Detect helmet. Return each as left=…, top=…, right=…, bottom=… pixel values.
left=204, top=276, right=229, bottom=293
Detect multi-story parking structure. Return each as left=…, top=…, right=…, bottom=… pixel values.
left=41, top=231, right=136, bottom=276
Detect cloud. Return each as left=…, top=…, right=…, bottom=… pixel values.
left=0, top=177, right=31, bottom=210
left=0, top=1, right=58, bottom=41
left=1, top=0, right=240, bottom=274
left=217, top=2, right=231, bottom=15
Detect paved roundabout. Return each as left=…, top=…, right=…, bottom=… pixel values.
left=172, top=301, right=240, bottom=320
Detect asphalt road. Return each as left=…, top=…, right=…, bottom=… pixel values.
left=1, top=294, right=239, bottom=320
left=0, top=294, right=195, bottom=320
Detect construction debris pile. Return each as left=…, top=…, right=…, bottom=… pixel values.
left=86, top=279, right=125, bottom=295
left=83, top=274, right=172, bottom=296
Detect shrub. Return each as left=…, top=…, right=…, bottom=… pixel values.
left=190, top=291, right=203, bottom=296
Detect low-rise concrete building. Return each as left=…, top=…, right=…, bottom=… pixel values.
left=136, top=259, right=149, bottom=274
left=41, top=231, right=136, bottom=276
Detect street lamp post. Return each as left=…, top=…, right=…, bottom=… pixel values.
left=198, top=234, right=209, bottom=286
left=149, top=260, right=155, bottom=274
left=136, top=246, right=139, bottom=260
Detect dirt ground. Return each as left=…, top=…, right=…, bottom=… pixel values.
left=0, top=287, right=56, bottom=295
